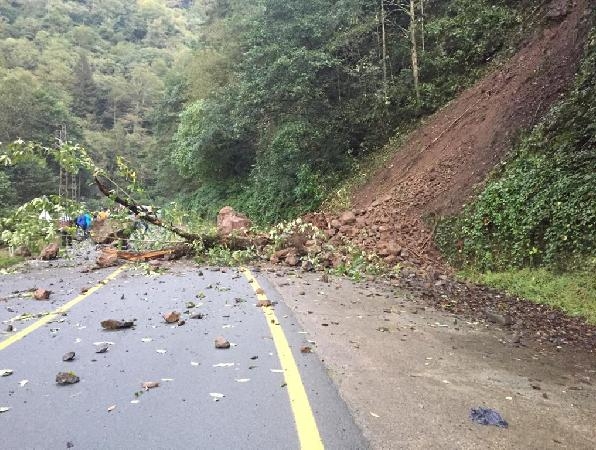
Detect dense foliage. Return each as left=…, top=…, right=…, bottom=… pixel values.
left=166, top=0, right=522, bottom=223
left=0, top=0, right=527, bottom=222
left=0, top=0, right=203, bottom=208
left=436, top=29, right=596, bottom=271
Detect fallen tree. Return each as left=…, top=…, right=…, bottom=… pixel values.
left=93, top=175, right=268, bottom=252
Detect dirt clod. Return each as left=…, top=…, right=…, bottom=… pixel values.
left=100, top=319, right=134, bottom=330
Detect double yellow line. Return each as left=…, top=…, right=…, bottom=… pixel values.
left=0, top=266, right=126, bottom=352
left=241, top=268, right=324, bottom=450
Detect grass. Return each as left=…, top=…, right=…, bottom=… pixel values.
left=460, top=268, right=596, bottom=325
left=0, top=248, right=24, bottom=269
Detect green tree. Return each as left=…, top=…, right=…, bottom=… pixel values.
left=71, top=53, right=99, bottom=118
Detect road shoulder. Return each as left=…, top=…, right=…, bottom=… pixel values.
left=266, top=268, right=596, bottom=449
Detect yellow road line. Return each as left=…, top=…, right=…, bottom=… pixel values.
left=0, top=265, right=126, bottom=352
left=241, top=267, right=324, bottom=450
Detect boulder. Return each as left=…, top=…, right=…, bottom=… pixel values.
left=285, top=253, right=300, bottom=267
left=96, top=247, right=118, bottom=268
left=90, top=219, right=129, bottom=245
left=40, top=243, right=59, bottom=260
left=217, top=206, right=251, bottom=235
left=339, top=211, right=356, bottom=225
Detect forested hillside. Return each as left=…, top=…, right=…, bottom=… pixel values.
left=0, top=0, right=540, bottom=220
left=0, top=0, right=201, bottom=210
left=164, top=0, right=527, bottom=223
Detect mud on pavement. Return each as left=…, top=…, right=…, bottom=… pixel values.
left=265, top=267, right=596, bottom=449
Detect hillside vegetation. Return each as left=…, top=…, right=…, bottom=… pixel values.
left=163, top=0, right=527, bottom=223
left=0, top=0, right=201, bottom=210
left=436, top=29, right=596, bottom=272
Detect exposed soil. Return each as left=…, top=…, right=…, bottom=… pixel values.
left=305, top=0, right=596, bottom=352
left=309, top=0, right=592, bottom=267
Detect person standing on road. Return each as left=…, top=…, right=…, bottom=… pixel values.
left=75, top=212, right=92, bottom=239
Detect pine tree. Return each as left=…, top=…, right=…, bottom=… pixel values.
left=71, top=53, right=98, bottom=118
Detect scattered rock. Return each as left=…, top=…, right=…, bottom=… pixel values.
left=62, top=352, right=76, bottom=362
left=339, top=211, right=356, bottom=225
left=56, top=372, right=80, bottom=385
left=214, top=337, right=231, bottom=349
left=95, top=344, right=109, bottom=354
left=162, top=311, right=180, bottom=323
left=178, top=320, right=186, bottom=326
left=142, top=381, right=160, bottom=390
left=100, top=319, right=134, bottom=330
left=300, top=346, right=312, bottom=353
left=190, top=313, right=205, bottom=320
left=485, top=310, right=513, bottom=326
left=257, top=299, right=272, bottom=307
left=301, top=260, right=314, bottom=272
left=40, top=243, right=59, bottom=260
left=5, top=325, right=14, bottom=332
left=33, top=288, right=51, bottom=300
left=0, top=369, right=13, bottom=377
left=285, top=254, right=300, bottom=267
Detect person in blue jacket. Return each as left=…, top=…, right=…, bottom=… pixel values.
left=75, top=212, right=93, bottom=238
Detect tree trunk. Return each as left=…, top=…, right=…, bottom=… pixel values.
left=409, top=0, right=421, bottom=105
left=93, top=175, right=269, bottom=251
left=420, top=0, right=425, bottom=53
left=380, top=0, right=388, bottom=102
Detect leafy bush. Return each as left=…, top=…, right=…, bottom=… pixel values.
left=436, top=30, right=596, bottom=271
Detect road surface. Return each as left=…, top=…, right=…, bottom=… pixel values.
left=0, top=257, right=367, bottom=449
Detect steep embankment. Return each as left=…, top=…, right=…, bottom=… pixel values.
left=310, top=0, right=592, bottom=269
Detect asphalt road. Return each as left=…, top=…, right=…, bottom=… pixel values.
left=0, top=257, right=367, bottom=449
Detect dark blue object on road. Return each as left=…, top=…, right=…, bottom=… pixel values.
left=469, top=407, right=509, bottom=428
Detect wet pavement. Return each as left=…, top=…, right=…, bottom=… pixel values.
left=0, top=259, right=366, bottom=449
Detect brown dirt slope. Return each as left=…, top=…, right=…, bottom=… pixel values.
left=310, top=0, right=592, bottom=268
